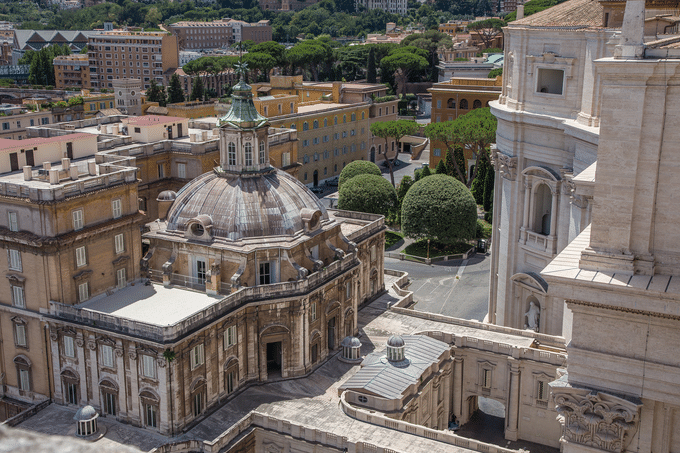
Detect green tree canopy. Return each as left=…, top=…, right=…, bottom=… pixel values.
left=250, top=41, right=286, bottom=66
left=367, top=47, right=377, bottom=83
left=401, top=174, right=478, bottom=242
left=338, top=160, right=382, bottom=189
left=167, top=73, right=185, bottom=104
left=285, top=39, right=333, bottom=81
left=190, top=76, right=204, bottom=101
left=370, top=119, right=419, bottom=186
left=487, top=67, right=503, bottom=78
left=380, top=51, right=428, bottom=95
left=146, top=79, right=167, bottom=107
left=242, top=52, right=277, bottom=82
left=468, top=19, right=505, bottom=49
left=338, top=174, right=398, bottom=217
left=424, top=108, right=497, bottom=187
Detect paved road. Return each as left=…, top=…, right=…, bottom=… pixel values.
left=385, top=252, right=490, bottom=322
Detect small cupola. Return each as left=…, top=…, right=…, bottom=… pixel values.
left=73, top=405, right=99, bottom=437
left=386, top=335, right=405, bottom=362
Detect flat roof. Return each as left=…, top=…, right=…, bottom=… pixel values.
left=0, top=133, right=94, bottom=151
left=124, top=115, right=187, bottom=127
left=79, top=282, right=222, bottom=327
left=297, top=103, right=349, bottom=114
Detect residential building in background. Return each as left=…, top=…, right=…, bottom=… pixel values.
left=53, top=54, right=91, bottom=90
left=12, top=30, right=102, bottom=65
left=428, top=76, right=502, bottom=169
left=87, top=31, right=179, bottom=90
left=0, top=104, right=52, bottom=139
left=112, top=78, right=142, bottom=116
left=356, top=0, right=408, bottom=16
left=167, top=19, right=272, bottom=50
left=258, top=0, right=320, bottom=12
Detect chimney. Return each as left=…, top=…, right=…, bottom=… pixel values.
left=516, top=4, right=524, bottom=20
left=23, top=166, right=32, bottom=181
left=61, top=158, right=70, bottom=169
left=49, top=168, right=60, bottom=185
left=69, top=165, right=79, bottom=181
left=43, top=162, right=51, bottom=170
left=88, top=160, right=97, bottom=176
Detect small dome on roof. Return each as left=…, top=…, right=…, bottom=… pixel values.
left=73, top=405, right=98, bottom=421
left=387, top=335, right=405, bottom=348
left=157, top=190, right=177, bottom=201
left=341, top=336, right=361, bottom=348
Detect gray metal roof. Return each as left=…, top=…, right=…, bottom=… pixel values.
left=13, top=30, right=103, bottom=51
left=166, top=168, right=329, bottom=241
left=340, top=335, right=449, bottom=400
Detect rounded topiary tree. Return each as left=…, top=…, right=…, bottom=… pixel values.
left=401, top=174, right=477, bottom=242
left=338, top=160, right=382, bottom=189
left=338, top=174, right=397, bottom=217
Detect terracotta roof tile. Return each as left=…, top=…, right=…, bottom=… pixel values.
left=0, top=133, right=94, bottom=152
left=510, top=0, right=604, bottom=28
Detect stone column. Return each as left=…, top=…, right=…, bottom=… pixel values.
left=522, top=181, right=531, bottom=243
left=217, top=327, right=224, bottom=401
left=616, top=0, right=645, bottom=59
left=115, top=343, right=127, bottom=419
left=452, top=350, right=463, bottom=422
left=86, top=338, right=98, bottom=406
left=76, top=335, right=88, bottom=404
left=128, top=347, right=140, bottom=424
left=549, top=189, right=558, bottom=238
left=157, top=357, right=169, bottom=434
left=246, top=313, right=258, bottom=380
left=48, top=330, right=63, bottom=403
left=527, top=187, right=536, bottom=233
left=205, top=332, right=215, bottom=405
left=506, top=359, right=520, bottom=441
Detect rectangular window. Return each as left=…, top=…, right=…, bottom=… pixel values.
left=75, top=246, right=87, bottom=268
left=177, top=163, right=186, bottom=179
left=310, top=301, right=317, bottom=321
left=224, top=325, right=236, bottom=349
left=226, top=371, right=235, bottom=394
left=145, top=404, right=157, bottom=428
left=8, top=249, right=21, bottom=271
left=190, top=344, right=204, bottom=369
left=12, top=285, right=25, bottom=308
left=115, top=233, right=124, bottom=254
left=157, top=163, right=165, bottom=178
left=64, top=336, right=75, bottom=358
left=8, top=211, right=17, bottom=232
left=15, top=323, right=26, bottom=347
left=434, top=148, right=441, bottom=157
left=66, top=382, right=78, bottom=405
left=482, top=369, right=491, bottom=389
left=78, top=282, right=89, bottom=302
left=346, top=281, right=352, bottom=299
left=112, top=199, right=122, bottom=219
left=537, top=380, right=548, bottom=401
left=72, top=209, right=84, bottom=231
left=437, top=99, right=442, bottom=108
left=104, top=392, right=116, bottom=416
left=19, top=369, right=30, bottom=391
left=101, top=344, right=114, bottom=368
left=282, top=153, right=290, bottom=167
left=116, top=268, right=126, bottom=289
left=536, top=68, right=565, bottom=95
left=370, top=245, right=376, bottom=262
left=142, top=355, right=156, bottom=379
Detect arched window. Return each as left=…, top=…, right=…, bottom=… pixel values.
left=244, top=143, right=253, bottom=166
left=361, top=112, right=365, bottom=119
left=323, top=118, right=328, bottom=127
left=62, top=369, right=79, bottom=405
left=473, top=99, right=482, bottom=109
left=459, top=99, right=469, bottom=109
left=291, top=123, right=296, bottom=129
left=303, top=154, right=310, bottom=164
left=259, top=143, right=265, bottom=164
left=314, top=152, right=319, bottom=161
left=313, top=120, right=318, bottom=129
left=303, top=121, right=309, bottom=131
left=485, top=101, right=490, bottom=107
left=14, top=355, right=31, bottom=392
left=343, top=115, right=347, bottom=123
left=447, top=98, right=455, bottom=109
left=334, top=116, right=338, bottom=125
left=140, top=390, right=160, bottom=428
left=533, top=184, right=553, bottom=235
left=228, top=142, right=236, bottom=166
left=351, top=113, right=356, bottom=121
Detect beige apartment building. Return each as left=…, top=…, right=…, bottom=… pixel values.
left=167, top=19, right=272, bottom=50
left=87, top=31, right=179, bottom=90
left=0, top=105, right=53, bottom=140
left=54, top=54, right=91, bottom=90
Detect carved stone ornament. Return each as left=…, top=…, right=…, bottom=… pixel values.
left=115, top=347, right=124, bottom=358
left=50, top=330, right=58, bottom=342
left=129, top=350, right=137, bottom=360
left=81, top=339, right=90, bottom=349
left=157, top=358, right=166, bottom=368
left=552, top=387, right=642, bottom=452
left=497, top=152, right=518, bottom=181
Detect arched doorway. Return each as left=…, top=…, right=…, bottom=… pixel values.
left=533, top=184, right=552, bottom=235
left=370, top=147, right=375, bottom=163
left=457, top=396, right=507, bottom=445
left=313, top=170, right=319, bottom=187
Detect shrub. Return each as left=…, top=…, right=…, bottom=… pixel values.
left=401, top=174, right=477, bottom=242
left=338, top=160, right=382, bottom=189
left=338, top=174, right=398, bottom=217
left=476, top=219, right=492, bottom=239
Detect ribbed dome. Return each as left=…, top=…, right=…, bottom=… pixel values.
left=166, top=168, right=329, bottom=241
left=73, top=405, right=98, bottom=421
left=387, top=335, right=405, bottom=347
left=341, top=336, right=361, bottom=348
left=157, top=190, right=177, bottom=201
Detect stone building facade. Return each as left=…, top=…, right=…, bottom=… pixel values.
left=40, top=76, right=386, bottom=435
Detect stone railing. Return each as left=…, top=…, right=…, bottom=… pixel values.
left=50, top=253, right=359, bottom=344
left=384, top=269, right=409, bottom=288
left=523, top=230, right=557, bottom=256
left=389, top=307, right=566, bottom=349
left=339, top=392, right=516, bottom=453
left=1, top=399, right=50, bottom=427
left=329, top=209, right=385, bottom=243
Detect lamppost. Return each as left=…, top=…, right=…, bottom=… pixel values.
left=427, top=238, right=430, bottom=260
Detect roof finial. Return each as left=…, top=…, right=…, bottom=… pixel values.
left=234, top=41, right=247, bottom=82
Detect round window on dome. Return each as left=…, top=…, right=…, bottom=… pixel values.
left=192, top=223, right=205, bottom=236
left=358, top=395, right=368, bottom=404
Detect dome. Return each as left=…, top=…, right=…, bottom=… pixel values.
left=341, top=336, right=361, bottom=348
left=73, top=405, right=98, bottom=421
left=166, top=168, right=329, bottom=241
left=157, top=190, right=177, bottom=201
left=387, top=335, right=405, bottom=348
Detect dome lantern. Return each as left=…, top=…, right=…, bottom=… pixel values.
left=386, top=335, right=405, bottom=363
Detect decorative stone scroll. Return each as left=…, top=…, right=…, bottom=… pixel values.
left=497, top=152, right=518, bottom=181
left=552, top=386, right=642, bottom=452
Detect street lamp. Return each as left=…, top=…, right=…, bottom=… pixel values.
left=427, top=238, right=430, bottom=260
